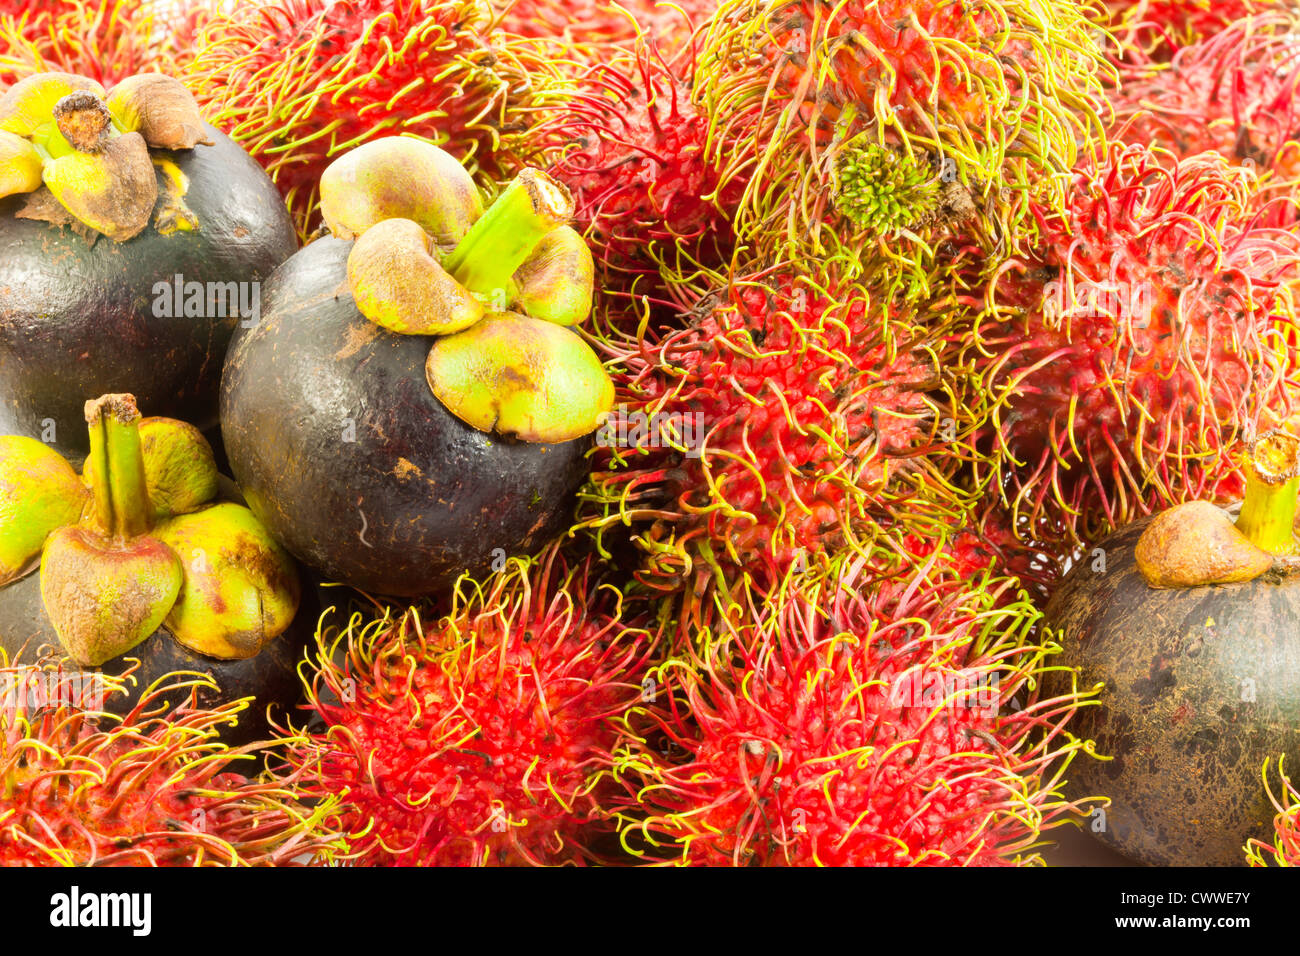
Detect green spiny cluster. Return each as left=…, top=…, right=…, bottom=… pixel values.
left=832, top=142, right=942, bottom=234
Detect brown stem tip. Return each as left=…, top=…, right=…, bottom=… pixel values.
left=1249, top=430, right=1300, bottom=485
left=84, top=392, right=141, bottom=426
left=54, top=91, right=113, bottom=153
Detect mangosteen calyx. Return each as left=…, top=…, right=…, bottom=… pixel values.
left=0, top=71, right=211, bottom=241
left=1135, top=429, right=1300, bottom=589
left=322, top=140, right=613, bottom=444
left=0, top=393, right=299, bottom=667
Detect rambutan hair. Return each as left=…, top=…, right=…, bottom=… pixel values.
left=1109, top=11, right=1300, bottom=181
left=578, top=266, right=973, bottom=609
left=185, top=0, right=562, bottom=236
left=693, top=0, right=1112, bottom=287
left=492, top=0, right=709, bottom=48
left=1246, top=757, right=1300, bottom=866
left=1102, top=0, right=1285, bottom=62
left=900, top=505, right=1069, bottom=606
left=967, top=142, right=1300, bottom=544
left=0, top=663, right=340, bottom=866
left=541, top=39, right=742, bottom=298
left=0, top=0, right=205, bottom=87
left=283, top=548, right=656, bottom=866
left=608, top=547, right=1095, bottom=865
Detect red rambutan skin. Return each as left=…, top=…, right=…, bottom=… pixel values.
left=287, top=551, right=654, bottom=866
left=543, top=43, right=743, bottom=295
left=900, top=507, right=1067, bottom=605
left=968, top=143, right=1300, bottom=543
left=612, top=552, right=1090, bottom=866
left=1102, top=0, right=1285, bottom=61
left=1109, top=12, right=1300, bottom=178
left=492, top=0, right=712, bottom=47
left=186, top=0, right=554, bottom=236
left=582, top=271, right=963, bottom=594
left=0, top=667, right=337, bottom=866
left=0, top=0, right=206, bottom=87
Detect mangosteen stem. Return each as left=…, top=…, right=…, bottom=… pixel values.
left=84, top=394, right=153, bottom=540
left=1235, top=430, right=1300, bottom=556
left=441, top=169, right=575, bottom=310
left=53, top=92, right=114, bottom=154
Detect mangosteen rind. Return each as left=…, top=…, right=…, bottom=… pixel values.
left=221, top=236, right=593, bottom=598
left=1046, top=516, right=1300, bottom=866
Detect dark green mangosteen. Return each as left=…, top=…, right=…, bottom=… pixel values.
left=0, top=393, right=309, bottom=745
left=1046, top=430, right=1300, bottom=866
left=0, top=72, right=297, bottom=458
left=221, top=138, right=613, bottom=598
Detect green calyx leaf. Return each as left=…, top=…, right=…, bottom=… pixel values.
left=426, top=312, right=614, bottom=443
left=0, top=436, right=90, bottom=585
left=43, top=131, right=157, bottom=242
left=105, top=73, right=211, bottom=151
left=347, top=217, right=483, bottom=335
left=139, top=417, right=220, bottom=520
left=512, top=226, right=594, bottom=327
left=154, top=503, right=301, bottom=661
left=39, top=525, right=182, bottom=667
left=319, top=136, right=484, bottom=243
left=0, top=130, right=44, bottom=200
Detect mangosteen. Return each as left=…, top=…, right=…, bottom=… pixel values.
left=0, top=394, right=309, bottom=745
left=221, top=138, right=613, bottom=598
left=1046, top=430, right=1300, bottom=866
left=0, top=72, right=296, bottom=458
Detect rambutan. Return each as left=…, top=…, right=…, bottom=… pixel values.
left=580, top=269, right=969, bottom=597
left=694, top=0, right=1111, bottom=282
left=541, top=42, right=742, bottom=298
left=0, top=0, right=201, bottom=88
left=1108, top=12, right=1300, bottom=180
left=967, top=143, right=1300, bottom=544
left=900, top=505, right=1068, bottom=605
left=0, top=665, right=339, bottom=866
left=1246, top=757, right=1300, bottom=866
left=186, top=0, right=560, bottom=236
left=492, top=0, right=711, bottom=48
left=284, top=549, right=654, bottom=866
left=1102, top=0, right=1284, bottom=61
left=610, top=550, right=1092, bottom=866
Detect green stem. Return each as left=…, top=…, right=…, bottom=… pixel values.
left=442, top=168, right=573, bottom=310
left=85, top=394, right=152, bottom=539
left=1235, top=432, right=1300, bottom=556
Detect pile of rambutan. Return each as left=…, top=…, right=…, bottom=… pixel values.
left=282, top=549, right=655, bottom=866
left=0, top=662, right=340, bottom=866
left=609, top=546, right=1094, bottom=866
left=966, top=142, right=1300, bottom=544
left=13, top=0, right=1300, bottom=868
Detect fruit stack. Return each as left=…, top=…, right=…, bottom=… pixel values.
left=0, top=0, right=1298, bottom=867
